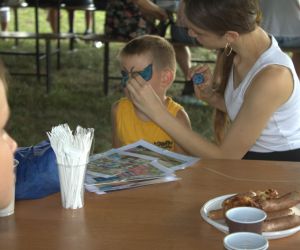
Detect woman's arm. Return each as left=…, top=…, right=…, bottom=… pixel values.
left=133, top=0, right=168, bottom=20
left=0, top=135, right=14, bottom=209
left=220, top=65, right=293, bottom=157
left=173, top=108, right=192, bottom=154
left=127, top=65, right=293, bottom=159
left=127, top=75, right=224, bottom=158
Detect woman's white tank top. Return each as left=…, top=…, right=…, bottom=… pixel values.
left=224, top=36, right=300, bottom=152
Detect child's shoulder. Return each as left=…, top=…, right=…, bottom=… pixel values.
left=166, top=97, right=191, bottom=127
left=112, top=97, right=130, bottom=106
left=112, top=97, right=133, bottom=113
left=166, top=97, right=185, bottom=111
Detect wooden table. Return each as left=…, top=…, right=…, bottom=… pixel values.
left=1, top=159, right=300, bottom=249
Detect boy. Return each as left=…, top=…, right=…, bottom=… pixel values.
left=111, top=35, right=191, bottom=153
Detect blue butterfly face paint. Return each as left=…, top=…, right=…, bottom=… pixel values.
left=138, top=64, right=153, bottom=81
left=121, top=70, right=129, bottom=88
left=120, top=64, right=153, bottom=88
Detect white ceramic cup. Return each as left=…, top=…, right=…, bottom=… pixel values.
left=225, top=207, right=267, bottom=234
left=0, top=159, right=19, bottom=217
left=224, top=232, right=269, bottom=250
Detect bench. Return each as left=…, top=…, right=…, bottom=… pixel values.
left=0, top=31, right=75, bottom=92
left=78, top=34, right=216, bottom=95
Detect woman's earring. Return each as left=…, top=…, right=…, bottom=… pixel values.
left=224, top=42, right=233, bottom=56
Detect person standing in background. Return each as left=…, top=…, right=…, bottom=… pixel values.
left=170, top=0, right=198, bottom=97
left=46, top=0, right=95, bottom=35
left=156, top=0, right=208, bottom=104
left=47, top=10, right=93, bottom=34
left=105, top=0, right=167, bottom=40
left=260, top=0, right=300, bottom=78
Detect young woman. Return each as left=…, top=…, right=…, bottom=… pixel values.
left=0, top=61, right=18, bottom=208
left=126, top=0, right=300, bottom=161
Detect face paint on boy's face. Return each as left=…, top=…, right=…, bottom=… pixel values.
left=120, top=64, right=153, bottom=88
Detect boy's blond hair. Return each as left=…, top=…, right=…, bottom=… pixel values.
left=119, top=35, right=176, bottom=73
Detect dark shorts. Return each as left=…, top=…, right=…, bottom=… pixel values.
left=170, top=24, right=198, bottom=45
left=275, top=36, right=300, bottom=48
left=243, top=148, right=300, bottom=162
left=93, top=0, right=107, bottom=10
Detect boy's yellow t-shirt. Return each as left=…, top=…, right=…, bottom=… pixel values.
left=115, top=97, right=183, bottom=151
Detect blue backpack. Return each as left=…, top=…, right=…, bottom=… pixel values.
left=14, top=140, right=60, bottom=200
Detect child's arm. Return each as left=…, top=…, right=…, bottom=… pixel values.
left=0, top=160, right=14, bottom=209
left=173, top=109, right=192, bottom=154
left=111, top=102, right=122, bottom=148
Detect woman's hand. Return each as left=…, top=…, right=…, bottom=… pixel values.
left=126, top=74, right=165, bottom=122
left=188, top=64, right=215, bottom=103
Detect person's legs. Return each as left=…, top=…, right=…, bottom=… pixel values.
left=171, top=24, right=198, bottom=96
left=173, top=44, right=191, bottom=81
left=47, top=9, right=58, bottom=33
left=67, top=9, right=74, bottom=33
left=0, top=7, right=10, bottom=32
left=84, top=10, right=93, bottom=34
left=173, top=44, right=195, bottom=95
left=0, top=18, right=8, bottom=32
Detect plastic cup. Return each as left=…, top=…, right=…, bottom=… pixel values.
left=57, top=163, right=87, bottom=209
left=0, top=159, right=19, bottom=217
left=224, top=232, right=269, bottom=250
left=225, top=207, right=267, bottom=234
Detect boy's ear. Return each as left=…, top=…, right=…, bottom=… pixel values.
left=161, top=68, right=175, bottom=88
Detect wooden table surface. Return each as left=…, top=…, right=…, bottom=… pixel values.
left=1, top=159, right=300, bottom=250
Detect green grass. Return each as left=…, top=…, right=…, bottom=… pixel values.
left=2, top=8, right=214, bottom=153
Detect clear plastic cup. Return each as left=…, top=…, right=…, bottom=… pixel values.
left=0, top=159, right=19, bottom=217
left=57, top=163, right=87, bottom=209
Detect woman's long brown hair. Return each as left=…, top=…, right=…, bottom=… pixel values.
left=212, top=50, right=235, bottom=143
left=184, top=0, right=261, bottom=143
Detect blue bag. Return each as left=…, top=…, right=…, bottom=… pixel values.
left=14, top=140, right=60, bottom=200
